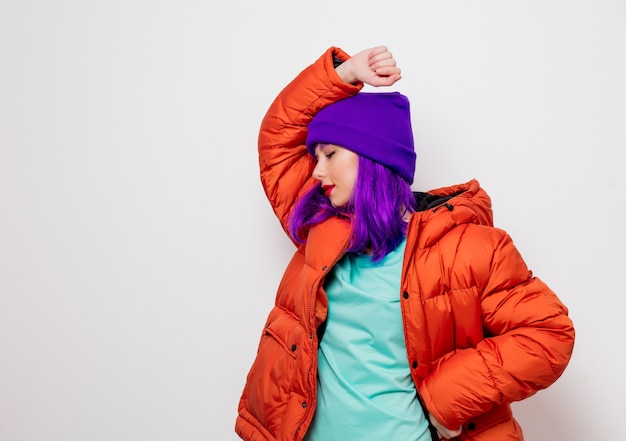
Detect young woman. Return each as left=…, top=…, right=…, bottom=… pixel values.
left=235, top=45, right=575, bottom=441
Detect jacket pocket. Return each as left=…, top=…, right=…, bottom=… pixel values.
left=243, top=306, right=309, bottom=436
left=463, top=403, right=512, bottom=438
left=263, top=326, right=297, bottom=359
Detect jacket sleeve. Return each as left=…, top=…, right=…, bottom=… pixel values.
left=258, top=46, right=362, bottom=238
left=418, top=228, right=575, bottom=429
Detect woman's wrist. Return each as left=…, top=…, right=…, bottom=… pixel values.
left=335, top=60, right=357, bottom=85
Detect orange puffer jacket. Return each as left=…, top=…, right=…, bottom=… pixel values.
left=235, top=47, right=575, bottom=441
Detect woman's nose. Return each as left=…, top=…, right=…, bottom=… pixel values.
left=312, top=161, right=324, bottom=180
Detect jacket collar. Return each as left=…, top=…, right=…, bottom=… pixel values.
left=305, top=215, right=352, bottom=271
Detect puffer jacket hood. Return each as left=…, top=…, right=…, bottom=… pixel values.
left=411, top=179, right=494, bottom=249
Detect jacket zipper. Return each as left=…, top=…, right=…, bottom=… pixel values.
left=401, top=218, right=438, bottom=441
left=293, top=234, right=349, bottom=441
left=292, top=275, right=321, bottom=441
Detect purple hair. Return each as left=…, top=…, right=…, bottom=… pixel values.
left=288, top=154, right=416, bottom=262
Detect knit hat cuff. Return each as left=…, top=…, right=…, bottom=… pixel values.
left=306, top=121, right=416, bottom=184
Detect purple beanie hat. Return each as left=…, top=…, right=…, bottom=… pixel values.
left=306, top=92, right=416, bottom=184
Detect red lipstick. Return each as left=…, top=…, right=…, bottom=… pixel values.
left=322, top=185, right=335, bottom=197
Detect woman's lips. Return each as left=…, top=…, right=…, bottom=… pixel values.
left=322, top=185, right=335, bottom=197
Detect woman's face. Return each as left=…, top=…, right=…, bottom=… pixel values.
left=312, top=143, right=359, bottom=208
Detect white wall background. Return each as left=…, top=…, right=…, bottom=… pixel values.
left=1, top=1, right=624, bottom=440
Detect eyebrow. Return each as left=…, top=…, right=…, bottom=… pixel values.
left=314, top=143, right=329, bottom=159
left=315, top=143, right=329, bottom=153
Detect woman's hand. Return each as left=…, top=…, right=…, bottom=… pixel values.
left=429, top=412, right=463, bottom=440
left=336, top=45, right=401, bottom=87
